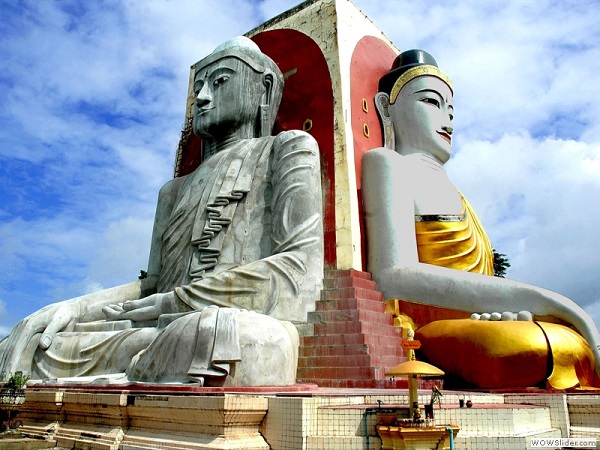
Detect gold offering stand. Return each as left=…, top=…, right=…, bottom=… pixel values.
left=377, top=344, right=459, bottom=450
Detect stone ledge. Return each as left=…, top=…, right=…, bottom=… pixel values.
left=0, top=435, right=56, bottom=450
left=20, top=389, right=272, bottom=450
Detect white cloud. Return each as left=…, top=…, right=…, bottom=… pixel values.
left=0, top=300, right=12, bottom=340
left=0, top=327, right=11, bottom=340
left=82, top=279, right=105, bottom=295
left=447, top=132, right=600, bottom=329
left=257, top=0, right=300, bottom=20
left=0, top=0, right=599, bottom=337
left=87, top=216, right=155, bottom=287
left=357, top=0, right=600, bottom=142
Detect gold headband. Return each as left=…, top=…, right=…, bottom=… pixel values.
left=389, top=65, right=453, bottom=104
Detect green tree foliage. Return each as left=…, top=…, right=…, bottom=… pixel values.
left=1, top=371, right=29, bottom=391
left=493, top=248, right=511, bottom=278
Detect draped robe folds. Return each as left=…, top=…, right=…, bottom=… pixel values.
left=30, top=130, right=323, bottom=385
left=414, top=194, right=494, bottom=275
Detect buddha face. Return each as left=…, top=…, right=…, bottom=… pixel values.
left=193, top=57, right=264, bottom=141
left=388, top=76, right=454, bottom=164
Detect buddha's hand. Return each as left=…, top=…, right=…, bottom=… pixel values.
left=0, top=301, right=79, bottom=373
left=103, top=291, right=181, bottom=322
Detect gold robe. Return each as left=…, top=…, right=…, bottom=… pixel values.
left=412, top=193, right=598, bottom=388
left=415, top=194, right=494, bottom=275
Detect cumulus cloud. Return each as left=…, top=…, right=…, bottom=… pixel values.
left=0, top=0, right=599, bottom=337
left=0, top=300, right=11, bottom=339
left=447, top=134, right=600, bottom=321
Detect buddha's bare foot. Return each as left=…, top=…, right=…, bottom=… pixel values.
left=471, top=311, right=533, bottom=321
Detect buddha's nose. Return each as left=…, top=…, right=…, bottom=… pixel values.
left=196, top=84, right=212, bottom=108
left=196, top=97, right=211, bottom=109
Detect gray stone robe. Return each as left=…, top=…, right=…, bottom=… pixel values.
left=31, top=130, right=323, bottom=385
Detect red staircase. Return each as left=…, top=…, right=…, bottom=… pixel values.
left=297, top=269, right=408, bottom=388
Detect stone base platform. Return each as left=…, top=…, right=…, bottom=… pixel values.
left=0, top=431, right=56, bottom=450
left=14, top=384, right=600, bottom=450
left=19, top=383, right=317, bottom=450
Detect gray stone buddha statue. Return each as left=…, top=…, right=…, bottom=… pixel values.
left=0, top=37, right=324, bottom=386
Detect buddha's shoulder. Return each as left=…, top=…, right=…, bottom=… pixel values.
left=363, top=147, right=402, bottom=161
left=155, top=173, right=189, bottom=206
left=159, top=173, right=187, bottom=195
left=273, top=130, right=318, bottom=151
left=362, top=147, right=410, bottom=172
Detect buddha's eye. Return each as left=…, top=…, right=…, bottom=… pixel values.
left=213, top=75, right=230, bottom=86
left=421, top=97, right=440, bottom=108
left=449, top=113, right=454, bottom=121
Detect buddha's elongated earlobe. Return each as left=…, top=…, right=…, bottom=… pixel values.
left=260, top=72, right=274, bottom=137
left=375, top=92, right=395, bottom=150
left=259, top=105, right=270, bottom=137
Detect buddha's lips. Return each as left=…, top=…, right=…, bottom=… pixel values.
left=437, top=131, right=451, bottom=143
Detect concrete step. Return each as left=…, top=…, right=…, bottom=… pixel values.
left=297, top=365, right=382, bottom=381
left=299, top=343, right=369, bottom=357
left=322, top=274, right=378, bottom=290
left=324, top=269, right=373, bottom=281
left=567, top=394, right=600, bottom=428
left=569, top=426, right=600, bottom=449
left=320, top=286, right=383, bottom=302
left=417, top=402, right=564, bottom=450
left=306, top=394, right=561, bottom=450
left=298, top=353, right=403, bottom=369
left=313, top=320, right=399, bottom=336
left=311, top=308, right=393, bottom=325
left=314, top=297, right=388, bottom=313
left=454, top=428, right=561, bottom=450
left=434, top=403, right=553, bottom=436
left=567, top=394, right=600, bottom=449
left=301, top=332, right=402, bottom=347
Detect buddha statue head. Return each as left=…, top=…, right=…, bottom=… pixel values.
left=375, top=49, right=454, bottom=164
left=192, top=36, right=284, bottom=143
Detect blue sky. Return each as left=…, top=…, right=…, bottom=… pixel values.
left=1, top=0, right=599, bottom=337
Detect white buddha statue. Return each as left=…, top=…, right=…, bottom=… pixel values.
left=362, top=49, right=600, bottom=387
